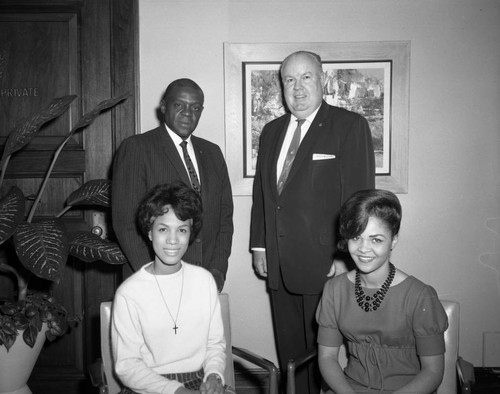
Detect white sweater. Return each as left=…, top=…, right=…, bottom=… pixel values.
left=111, top=262, right=226, bottom=394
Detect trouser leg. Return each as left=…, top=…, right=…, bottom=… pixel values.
left=269, top=274, right=321, bottom=394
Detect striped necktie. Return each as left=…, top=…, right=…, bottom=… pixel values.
left=180, top=140, right=201, bottom=193
left=277, top=119, right=305, bottom=195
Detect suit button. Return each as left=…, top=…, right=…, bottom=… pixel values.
left=276, top=205, right=281, bottom=211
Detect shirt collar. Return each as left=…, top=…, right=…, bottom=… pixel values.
left=290, top=104, right=321, bottom=125
left=164, top=123, right=192, bottom=146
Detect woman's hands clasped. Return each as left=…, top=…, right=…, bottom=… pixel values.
left=199, top=373, right=224, bottom=394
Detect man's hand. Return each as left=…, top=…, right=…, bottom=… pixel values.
left=252, top=250, right=267, bottom=277
left=326, top=259, right=348, bottom=278
left=200, top=373, right=224, bottom=394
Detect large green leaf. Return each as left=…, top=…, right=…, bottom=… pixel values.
left=13, top=219, right=69, bottom=282
left=68, top=231, right=127, bottom=265
left=0, top=186, right=25, bottom=245
left=65, top=179, right=111, bottom=208
left=0, top=95, right=76, bottom=165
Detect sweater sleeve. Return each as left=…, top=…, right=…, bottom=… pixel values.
left=202, top=276, right=227, bottom=383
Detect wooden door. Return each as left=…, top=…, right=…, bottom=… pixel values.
left=0, top=0, right=138, bottom=392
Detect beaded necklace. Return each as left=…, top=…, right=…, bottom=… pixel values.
left=355, top=263, right=395, bottom=312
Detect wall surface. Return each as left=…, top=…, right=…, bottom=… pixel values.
left=139, top=0, right=500, bottom=368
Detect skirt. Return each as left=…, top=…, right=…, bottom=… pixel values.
left=119, top=368, right=236, bottom=393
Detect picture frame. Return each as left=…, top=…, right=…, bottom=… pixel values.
left=224, top=41, right=410, bottom=195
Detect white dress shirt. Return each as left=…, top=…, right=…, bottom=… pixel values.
left=166, top=125, right=201, bottom=186
left=276, top=106, right=320, bottom=181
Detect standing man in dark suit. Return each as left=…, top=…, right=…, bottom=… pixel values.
left=112, top=78, right=233, bottom=291
left=250, top=51, right=375, bottom=393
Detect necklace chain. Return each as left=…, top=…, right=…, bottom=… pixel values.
left=355, top=263, right=395, bottom=312
left=152, top=265, right=184, bottom=334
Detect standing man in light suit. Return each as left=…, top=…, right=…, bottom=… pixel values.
left=112, top=78, right=233, bottom=291
left=250, top=51, right=375, bottom=393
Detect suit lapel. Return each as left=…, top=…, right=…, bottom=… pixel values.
left=157, top=125, right=193, bottom=188
left=281, top=102, right=330, bottom=190
left=191, top=136, right=208, bottom=200
left=271, top=115, right=291, bottom=197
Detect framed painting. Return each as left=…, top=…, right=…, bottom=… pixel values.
left=224, top=41, right=410, bottom=195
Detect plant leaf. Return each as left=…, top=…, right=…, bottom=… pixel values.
left=0, top=95, right=77, bottom=165
left=0, top=332, right=16, bottom=351
left=65, top=179, right=111, bottom=208
left=71, top=93, right=129, bottom=132
left=13, top=312, right=29, bottom=331
left=68, top=231, right=127, bottom=265
left=13, top=219, right=69, bottom=282
left=0, top=186, right=25, bottom=245
left=22, top=323, right=39, bottom=348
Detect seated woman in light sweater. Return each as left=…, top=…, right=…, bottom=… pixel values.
left=112, top=181, right=233, bottom=394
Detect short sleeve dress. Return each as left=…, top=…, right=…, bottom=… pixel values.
left=316, top=273, right=448, bottom=393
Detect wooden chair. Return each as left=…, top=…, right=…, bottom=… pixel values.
left=286, top=300, right=475, bottom=394
left=89, top=293, right=278, bottom=393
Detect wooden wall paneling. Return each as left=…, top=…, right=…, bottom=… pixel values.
left=80, top=0, right=139, bottom=370
left=110, top=0, right=140, bottom=151
left=0, top=0, right=139, bottom=392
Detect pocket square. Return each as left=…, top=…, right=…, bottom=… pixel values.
left=312, top=153, right=336, bottom=160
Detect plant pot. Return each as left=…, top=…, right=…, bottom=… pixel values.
left=0, top=323, right=48, bottom=394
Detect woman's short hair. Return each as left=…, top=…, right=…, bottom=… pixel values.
left=136, top=181, right=203, bottom=244
left=338, top=189, right=402, bottom=251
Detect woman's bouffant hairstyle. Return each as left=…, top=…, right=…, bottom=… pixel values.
left=136, top=181, right=202, bottom=245
left=337, top=189, right=402, bottom=252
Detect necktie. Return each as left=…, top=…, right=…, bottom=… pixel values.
left=180, top=141, right=201, bottom=193
left=277, top=119, right=305, bottom=195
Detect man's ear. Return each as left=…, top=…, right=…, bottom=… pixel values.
left=148, top=230, right=152, bottom=241
left=159, top=100, right=166, bottom=114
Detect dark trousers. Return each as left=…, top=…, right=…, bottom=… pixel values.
left=270, top=271, right=322, bottom=394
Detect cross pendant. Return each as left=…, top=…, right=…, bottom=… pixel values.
left=173, top=324, right=179, bottom=334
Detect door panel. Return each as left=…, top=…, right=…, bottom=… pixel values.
left=0, top=1, right=138, bottom=392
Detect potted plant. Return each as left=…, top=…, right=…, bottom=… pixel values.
left=0, top=95, right=128, bottom=394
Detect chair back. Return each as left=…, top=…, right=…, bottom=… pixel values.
left=337, top=299, right=459, bottom=394
left=100, top=294, right=235, bottom=393
left=101, top=301, right=121, bottom=394
left=438, top=300, right=459, bottom=394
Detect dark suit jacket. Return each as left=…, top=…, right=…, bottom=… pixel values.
left=112, top=125, right=234, bottom=286
left=250, top=101, right=375, bottom=295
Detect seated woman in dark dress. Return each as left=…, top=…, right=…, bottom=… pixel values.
left=316, top=189, right=448, bottom=393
